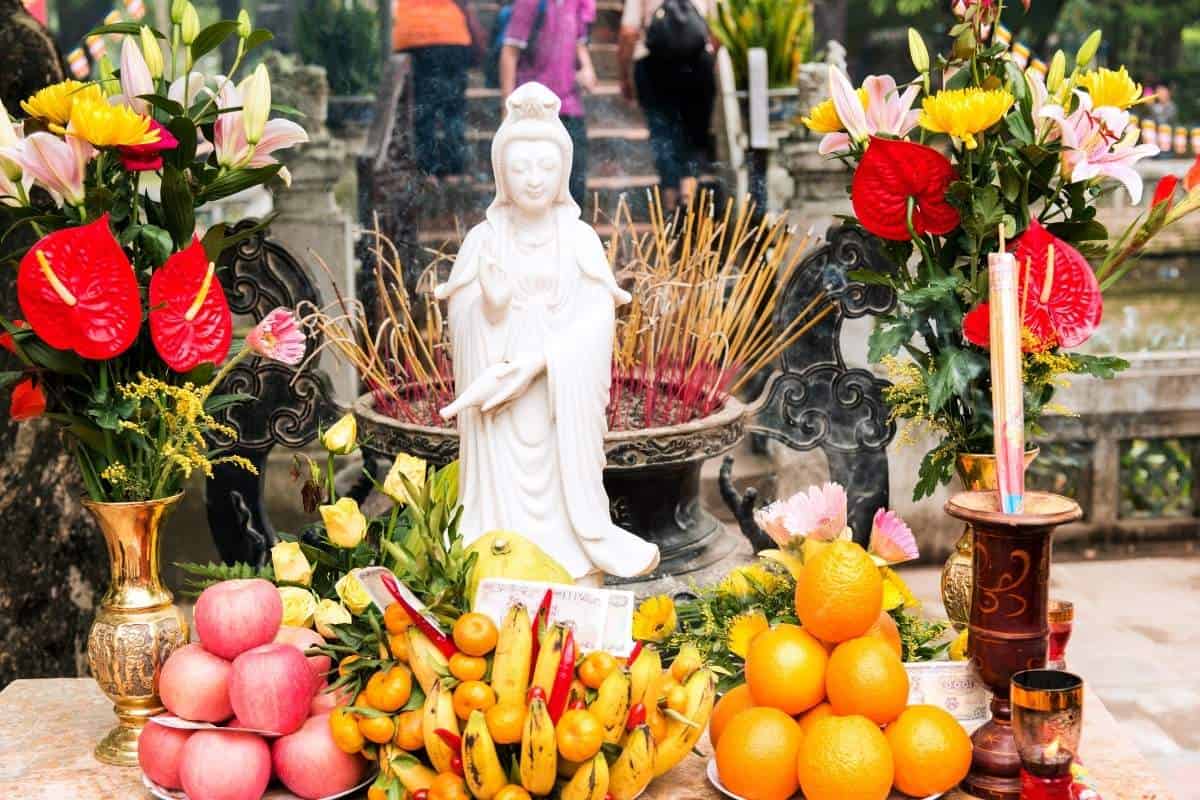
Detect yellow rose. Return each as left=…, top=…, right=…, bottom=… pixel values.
left=278, top=586, right=318, bottom=628
left=335, top=573, right=373, bottom=615
left=270, top=541, right=313, bottom=586
left=314, top=599, right=352, bottom=639
left=320, top=497, right=367, bottom=549
left=382, top=453, right=427, bottom=505
left=321, top=413, right=358, bottom=455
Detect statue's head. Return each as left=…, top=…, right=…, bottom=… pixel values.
left=490, top=82, right=577, bottom=219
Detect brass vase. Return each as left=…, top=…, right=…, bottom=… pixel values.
left=940, top=449, right=1039, bottom=630
left=84, top=493, right=189, bottom=766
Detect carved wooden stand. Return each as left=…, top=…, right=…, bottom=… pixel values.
left=944, top=491, right=1082, bottom=800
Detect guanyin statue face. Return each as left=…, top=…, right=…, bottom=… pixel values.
left=502, top=138, right=563, bottom=216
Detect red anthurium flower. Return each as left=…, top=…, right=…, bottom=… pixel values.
left=16, top=215, right=141, bottom=360
left=10, top=378, right=46, bottom=421
left=851, top=137, right=961, bottom=241
left=1185, top=153, right=1200, bottom=193
left=149, top=237, right=233, bottom=372
left=1151, top=175, right=1179, bottom=211
left=962, top=220, right=1103, bottom=352
left=119, top=120, right=179, bottom=172
left=0, top=320, right=28, bottom=354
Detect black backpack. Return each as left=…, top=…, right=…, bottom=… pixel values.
left=644, top=0, right=709, bottom=62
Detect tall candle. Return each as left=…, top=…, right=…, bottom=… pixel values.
left=989, top=250, right=1025, bottom=514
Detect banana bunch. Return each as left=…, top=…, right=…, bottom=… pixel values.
left=491, top=603, right=533, bottom=705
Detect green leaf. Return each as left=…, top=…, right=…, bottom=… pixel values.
left=139, top=94, right=185, bottom=118
left=1069, top=353, right=1129, bottom=380
left=245, top=29, right=275, bottom=53
left=190, top=21, right=240, bottom=62
left=927, top=347, right=986, bottom=414
left=23, top=339, right=85, bottom=375
left=87, top=22, right=167, bottom=38
left=899, top=275, right=964, bottom=309
left=867, top=319, right=914, bottom=362
left=0, top=371, right=22, bottom=390
left=139, top=225, right=174, bottom=266
left=1047, top=220, right=1109, bottom=243
left=167, top=116, right=198, bottom=167
left=846, top=269, right=897, bottom=288
left=913, top=445, right=957, bottom=501
left=160, top=166, right=196, bottom=249
left=198, top=165, right=283, bottom=203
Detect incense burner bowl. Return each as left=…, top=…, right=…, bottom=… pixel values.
left=354, top=392, right=750, bottom=584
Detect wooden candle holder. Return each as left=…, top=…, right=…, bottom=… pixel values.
left=944, top=491, right=1082, bottom=800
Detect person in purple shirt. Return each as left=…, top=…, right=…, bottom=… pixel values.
left=498, top=0, right=598, bottom=207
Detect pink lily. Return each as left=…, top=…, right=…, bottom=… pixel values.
left=16, top=132, right=94, bottom=207
left=1040, top=91, right=1158, bottom=204
left=0, top=101, right=30, bottom=206
left=212, top=80, right=308, bottom=184
left=822, top=67, right=920, bottom=155
left=119, top=36, right=154, bottom=115
left=168, top=71, right=207, bottom=110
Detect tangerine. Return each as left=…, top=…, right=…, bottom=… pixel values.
left=555, top=708, right=605, bottom=762
left=797, top=715, right=894, bottom=800
left=449, top=652, right=488, bottom=682
left=745, top=624, right=827, bottom=715
left=384, top=603, right=412, bottom=634
left=714, top=707, right=804, bottom=800
left=795, top=701, right=834, bottom=738
left=578, top=651, right=618, bottom=689
left=486, top=702, right=526, bottom=744
left=388, top=632, right=410, bottom=662
left=493, top=786, right=532, bottom=800
left=357, top=713, right=396, bottom=744
left=709, top=683, right=755, bottom=747
left=453, top=680, right=496, bottom=719
left=429, top=772, right=470, bottom=800
left=365, top=664, right=413, bottom=712
left=864, top=610, right=903, bottom=659
left=794, top=541, right=883, bottom=643
left=825, top=637, right=909, bottom=725
left=453, top=612, right=499, bottom=657
left=393, top=709, right=425, bottom=750
left=885, top=705, right=973, bottom=797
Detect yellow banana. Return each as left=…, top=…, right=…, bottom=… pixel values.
left=422, top=679, right=459, bottom=774
left=588, top=668, right=631, bottom=744
left=530, top=623, right=567, bottom=697
left=463, top=709, right=506, bottom=799
left=561, top=752, right=609, bottom=800
left=641, top=665, right=671, bottom=744
left=669, top=644, right=703, bottom=682
left=407, top=626, right=451, bottom=694
left=652, top=667, right=715, bottom=777
left=519, top=696, right=557, bottom=795
left=491, top=602, right=533, bottom=706
left=389, top=752, right=437, bottom=793
left=609, top=724, right=656, bottom=800
left=628, top=646, right=661, bottom=708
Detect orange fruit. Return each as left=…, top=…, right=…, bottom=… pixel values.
left=714, top=707, right=804, bottom=800
left=794, top=541, right=883, bottom=643
left=825, top=637, right=909, bottom=725
left=357, top=714, right=396, bottom=744
left=393, top=709, right=425, bottom=750
left=388, top=632, right=410, bottom=662
left=453, top=680, right=496, bottom=719
left=384, top=602, right=412, bottom=634
left=670, top=645, right=703, bottom=682
left=864, top=610, right=902, bottom=659
left=365, top=665, right=413, bottom=712
left=453, top=612, right=499, bottom=657
left=494, top=786, right=532, bottom=800
left=710, top=683, right=755, bottom=747
left=555, top=708, right=605, bottom=762
left=486, top=702, right=526, bottom=745
left=367, top=786, right=387, bottom=800
left=449, top=652, right=488, bottom=682
left=329, top=706, right=364, bottom=753
left=885, top=705, right=973, bottom=796
left=797, top=715, right=894, bottom=800
left=578, top=651, right=618, bottom=689
left=745, top=624, right=827, bottom=715
left=338, top=654, right=360, bottom=676
left=796, top=701, right=834, bottom=737
left=666, top=684, right=689, bottom=713
left=429, top=772, right=470, bottom=800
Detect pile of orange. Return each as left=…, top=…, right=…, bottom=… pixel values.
left=712, top=541, right=972, bottom=800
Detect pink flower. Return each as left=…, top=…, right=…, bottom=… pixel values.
left=246, top=307, right=305, bottom=365
left=1040, top=92, right=1159, bottom=204
left=119, top=37, right=154, bottom=116
left=868, top=508, right=919, bottom=565
left=212, top=80, right=308, bottom=182
left=118, top=119, right=178, bottom=171
left=754, top=482, right=849, bottom=545
left=821, top=68, right=920, bottom=155
left=16, top=132, right=94, bottom=207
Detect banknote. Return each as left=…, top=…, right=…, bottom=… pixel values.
left=473, top=578, right=636, bottom=657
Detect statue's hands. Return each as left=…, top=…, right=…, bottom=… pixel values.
left=439, top=362, right=519, bottom=420
left=481, top=354, right=545, bottom=413
left=479, top=246, right=512, bottom=319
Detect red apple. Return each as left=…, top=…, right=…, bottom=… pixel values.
left=179, top=729, right=271, bottom=800
left=138, top=722, right=192, bottom=789
left=194, top=578, right=283, bottom=660
left=273, top=625, right=331, bottom=684
left=229, top=643, right=316, bottom=735
left=159, top=644, right=233, bottom=723
left=309, top=684, right=352, bottom=716
left=272, top=713, right=369, bottom=799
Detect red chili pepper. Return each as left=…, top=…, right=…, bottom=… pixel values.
left=547, top=628, right=576, bottom=723
left=529, top=588, right=554, bottom=682
left=628, top=640, right=646, bottom=665
left=526, top=686, right=547, bottom=705
left=568, top=698, right=587, bottom=711
left=381, top=574, right=458, bottom=659
left=626, top=703, right=647, bottom=731
left=413, top=791, right=429, bottom=800
left=450, top=753, right=464, bottom=777
left=434, top=728, right=462, bottom=751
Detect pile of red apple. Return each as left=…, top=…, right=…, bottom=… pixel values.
left=139, top=579, right=368, bottom=800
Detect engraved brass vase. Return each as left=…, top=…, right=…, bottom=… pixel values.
left=84, top=493, right=189, bottom=766
left=940, top=449, right=1039, bottom=630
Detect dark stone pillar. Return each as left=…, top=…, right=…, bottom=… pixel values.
left=0, top=0, right=64, bottom=111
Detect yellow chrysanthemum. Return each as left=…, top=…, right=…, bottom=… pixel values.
left=632, top=595, right=677, bottom=643
left=801, top=88, right=870, bottom=133
left=918, top=87, right=1014, bottom=149
left=1078, top=66, right=1142, bottom=110
left=881, top=566, right=920, bottom=611
left=727, top=611, right=770, bottom=658
left=67, top=96, right=159, bottom=147
left=22, top=81, right=105, bottom=126
left=719, top=563, right=783, bottom=598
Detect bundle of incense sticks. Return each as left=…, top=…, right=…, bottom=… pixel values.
left=989, top=238, right=1025, bottom=515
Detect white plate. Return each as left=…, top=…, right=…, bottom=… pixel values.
left=706, top=758, right=944, bottom=800
left=142, top=771, right=377, bottom=800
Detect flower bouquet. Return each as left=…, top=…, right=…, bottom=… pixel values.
left=801, top=1, right=1200, bottom=497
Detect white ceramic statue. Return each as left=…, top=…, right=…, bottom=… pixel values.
left=436, top=82, right=659, bottom=583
